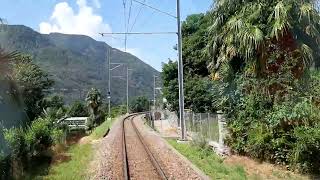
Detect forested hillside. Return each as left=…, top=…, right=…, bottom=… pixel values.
left=0, top=25, right=159, bottom=104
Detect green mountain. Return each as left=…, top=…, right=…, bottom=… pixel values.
left=0, top=25, right=159, bottom=104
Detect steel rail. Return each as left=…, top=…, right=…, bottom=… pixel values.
left=121, top=114, right=167, bottom=180
left=130, top=115, right=168, bottom=180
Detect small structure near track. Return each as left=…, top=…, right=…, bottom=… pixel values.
left=58, top=117, right=88, bottom=130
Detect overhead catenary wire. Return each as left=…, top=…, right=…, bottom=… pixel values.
left=123, top=0, right=127, bottom=51
left=129, top=0, right=146, bottom=32
left=132, top=0, right=177, bottom=19
left=127, top=0, right=133, bottom=32
left=100, top=32, right=177, bottom=35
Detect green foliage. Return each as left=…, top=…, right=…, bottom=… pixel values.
left=3, top=117, right=65, bottom=168
left=42, top=94, right=67, bottom=119
left=86, top=88, right=102, bottom=116
left=226, top=80, right=320, bottom=173
left=3, top=127, right=26, bottom=159
left=90, top=117, right=115, bottom=140
left=43, top=143, right=92, bottom=180
left=182, top=13, right=211, bottom=77
left=291, top=125, right=320, bottom=173
left=185, top=77, right=217, bottom=112
left=162, top=61, right=218, bottom=113
left=67, top=101, right=89, bottom=117
left=110, top=105, right=126, bottom=118
left=24, top=118, right=54, bottom=156
left=162, top=14, right=215, bottom=113
left=130, top=96, right=149, bottom=113
left=162, top=60, right=179, bottom=112
left=42, top=95, right=64, bottom=110
left=85, top=88, right=104, bottom=129
left=11, top=54, right=53, bottom=120
left=208, top=0, right=320, bottom=78
left=167, top=139, right=247, bottom=179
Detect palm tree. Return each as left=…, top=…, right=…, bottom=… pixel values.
left=85, top=88, right=102, bottom=126
left=208, top=0, right=320, bottom=79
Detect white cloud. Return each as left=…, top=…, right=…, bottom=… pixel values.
left=39, top=0, right=110, bottom=40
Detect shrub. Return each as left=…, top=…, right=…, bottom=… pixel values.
left=110, top=105, right=126, bottom=118
left=67, top=101, right=89, bottom=117
left=223, top=69, right=320, bottom=173
left=51, top=128, right=65, bottom=144
left=3, top=127, right=27, bottom=159
left=290, top=125, right=320, bottom=173
left=129, top=96, right=149, bottom=113
left=24, top=118, right=53, bottom=156
left=4, top=117, right=65, bottom=160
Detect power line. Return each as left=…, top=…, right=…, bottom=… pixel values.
left=129, top=0, right=146, bottom=32
left=123, top=0, right=127, bottom=51
left=132, top=0, right=177, bottom=19
left=100, top=32, right=177, bottom=35
left=127, top=0, right=133, bottom=32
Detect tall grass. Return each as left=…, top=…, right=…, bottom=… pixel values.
left=44, top=143, right=92, bottom=180
left=167, top=139, right=247, bottom=180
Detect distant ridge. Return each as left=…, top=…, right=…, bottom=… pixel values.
left=0, top=25, right=160, bottom=104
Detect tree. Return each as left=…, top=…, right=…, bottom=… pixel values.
left=130, top=96, right=149, bottom=113
left=11, top=55, right=53, bottom=120
left=1, top=50, right=53, bottom=121
left=42, top=95, right=64, bottom=110
left=85, top=88, right=102, bottom=128
left=208, top=0, right=320, bottom=80
left=182, top=13, right=211, bottom=77
left=162, top=60, right=179, bottom=112
left=41, top=94, right=66, bottom=119
left=162, top=60, right=218, bottom=113
left=162, top=14, right=216, bottom=113
left=67, top=101, right=89, bottom=117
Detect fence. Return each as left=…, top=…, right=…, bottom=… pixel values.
left=184, top=111, right=229, bottom=155
left=184, top=112, right=220, bottom=142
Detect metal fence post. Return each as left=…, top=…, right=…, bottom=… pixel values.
left=199, top=113, right=202, bottom=135
left=208, top=113, right=211, bottom=140
left=192, top=112, right=194, bottom=131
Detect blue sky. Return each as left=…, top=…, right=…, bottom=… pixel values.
left=0, top=0, right=213, bottom=71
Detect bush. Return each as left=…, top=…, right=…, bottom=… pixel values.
left=3, top=117, right=65, bottom=166
left=24, top=118, right=53, bottom=156
left=290, top=125, right=320, bottom=173
left=67, top=101, right=89, bottom=117
left=223, top=69, right=320, bottom=174
left=3, top=127, right=27, bottom=159
left=130, top=96, right=149, bottom=113
left=110, top=105, right=126, bottom=118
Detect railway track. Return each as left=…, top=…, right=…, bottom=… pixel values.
left=122, top=114, right=168, bottom=180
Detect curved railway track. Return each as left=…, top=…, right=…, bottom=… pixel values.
left=122, top=114, right=168, bottom=180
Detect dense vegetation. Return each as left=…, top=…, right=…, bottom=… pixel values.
left=0, top=46, right=126, bottom=178
left=129, top=96, right=149, bottom=113
left=162, top=0, right=320, bottom=174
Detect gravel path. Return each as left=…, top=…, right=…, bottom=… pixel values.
left=90, top=115, right=208, bottom=180
left=90, top=116, right=124, bottom=179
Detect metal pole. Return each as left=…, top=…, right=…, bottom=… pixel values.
left=177, top=0, right=186, bottom=140
left=126, top=66, right=129, bottom=114
left=108, top=48, right=111, bottom=117
left=153, top=75, right=156, bottom=109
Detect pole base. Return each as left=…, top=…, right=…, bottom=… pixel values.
left=177, top=139, right=189, bottom=144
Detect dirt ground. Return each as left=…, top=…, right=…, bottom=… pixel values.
left=224, top=155, right=312, bottom=180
